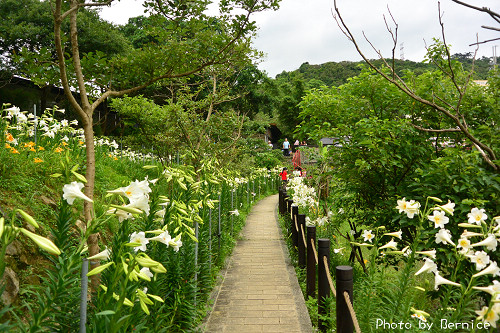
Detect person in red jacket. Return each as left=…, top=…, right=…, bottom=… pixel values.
left=279, top=167, right=288, bottom=186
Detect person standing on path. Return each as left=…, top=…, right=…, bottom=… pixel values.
left=279, top=167, right=288, bottom=186
left=283, top=138, right=290, bottom=156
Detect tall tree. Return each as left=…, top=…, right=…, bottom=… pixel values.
left=0, top=0, right=131, bottom=81
left=48, top=0, right=280, bottom=269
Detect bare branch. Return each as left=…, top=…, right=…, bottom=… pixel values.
left=473, top=142, right=499, bottom=170
left=383, top=6, right=398, bottom=78
left=451, top=0, right=500, bottom=24
left=61, top=0, right=113, bottom=20
left=470, top=37, right=500, bottom=46
left=332, top=0, right=498, bottom=170
left=410, top=123, right=461, bottom=133
left=481, top=26, right=500, bottom=32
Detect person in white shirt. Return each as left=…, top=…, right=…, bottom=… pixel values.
left=283, top=138, right=290, bottom=156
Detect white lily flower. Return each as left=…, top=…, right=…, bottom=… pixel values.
left=428, top=210, right=449, bottom=229
left=106, top=206, right=132, bottom=222
left=128, top=195, right=150, bottom=215
left=88, top=247, right=111, bottom=261
left=436, top=200, right=455, bottom=216
left=416, top=249, right=437, bottom=259
left=476, top=304, right=500, bottom=328
left=379, top=238, right=398, bottom=250
left=229, top=209, right=240, bottom=216
left=415, top=258, right=438, bottom=276
left=333, top=247, right=345, bottom=254
left=470, top=251, right=491, bottom=271
left=396, top=198, right=420, bottom=219
left=140, top=267, right=154, bottom=279
left=457, top=238, right=471, bottom=253
left=435, top=228, right=455, bottom=246
left=471, top=234, right=498, bottom=251
left=473, top=261, right=500, bottom=278
left=461, top=230, right=484, bottom=238
left=155, top=209, right=166, bottom=219
left=108, top=179, right=152, bottom=200
left=362, top=230, right=375, bottom=243
left=468, top=208, right=488, bottom=225
left=62, top=181, right=93, bottom=205
left=149, top=231, right=172, bottom=246
left=169, top=235, right=182, bottom=252
left=130, top=231, right=149, bottom=252
left=434, top=271, right=461, bottom=290
left=384, top=230, right=403, bottom=240
left=473, top=280, right=500, bottom=296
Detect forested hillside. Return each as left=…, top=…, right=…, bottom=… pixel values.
left=277, top=54, right=494, bottom=87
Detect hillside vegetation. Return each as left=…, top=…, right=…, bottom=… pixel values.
left=277, top=54, right=494, bottom=87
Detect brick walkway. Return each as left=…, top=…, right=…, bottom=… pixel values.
left=203, top=194, right=313, bottom=333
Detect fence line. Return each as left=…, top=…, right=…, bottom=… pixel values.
left=280, top=188, right=362, bottom=333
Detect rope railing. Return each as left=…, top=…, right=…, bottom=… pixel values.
left=323, top=256, right=337, bottom=298
left=279, top=189, right=361, bottom=333
left=300, top=224, right=307, bottom=249
left=344, top=291, right=362, bottom=333
left=323, top=255, right=361, bottom=333
left=311, top=238, right=318, bottom=264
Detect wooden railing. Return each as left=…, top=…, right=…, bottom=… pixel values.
left=279, top=188, right=362, bottom=333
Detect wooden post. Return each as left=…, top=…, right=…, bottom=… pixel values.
left=278, top=189, right=285, bottom=215
left=297, top=214, right=306, bottom=268
left=318, top=239, right=331, bottom=332
left=336, top=266, right=354, bottom=333
left=306, top=225, right=316, bottom=298
left=286, top=198, right=293, bottom=214
left=291, top=206, right=299, bottom=249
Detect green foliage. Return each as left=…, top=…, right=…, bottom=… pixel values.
left=284, top=44, right=498, bottom=330
left=409, top=148, right=500, bottom=227
left=278, top=56, right=494, bottom=88
left=253, top=148, right=283, bottom=169
left=0, top=0, right=131, bottom=87
left=0, top=103, right=279, bottom=331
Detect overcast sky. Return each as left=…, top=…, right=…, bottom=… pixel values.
left=99, top=0, right=500, bottom=77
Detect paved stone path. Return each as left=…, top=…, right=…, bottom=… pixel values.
left=204, top=194, right=313, bottom=333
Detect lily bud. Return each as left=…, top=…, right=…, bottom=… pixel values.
left=123, top=298, right=134, bottom=307
left=87, top=262, right=113, bottom=277
left=20, top=228, right=60, bottom=255
left=109, top=204, right=143, bottom=215
left=0, top=217, right=4, bottom=239
left=17, top=209, right=39, bottom=229
left=71, top=170, right=87, bottom=183
left=458, top=223, right=482, bottom=229
left=135, top=255, right=161, bottom=268
left=150, top=263, right=167, bottom=274
left=350, top=242, right=374, bottom=247
left=147, top=294, right=164, bottom=303
left=137, top=270, right=152, bottom=282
